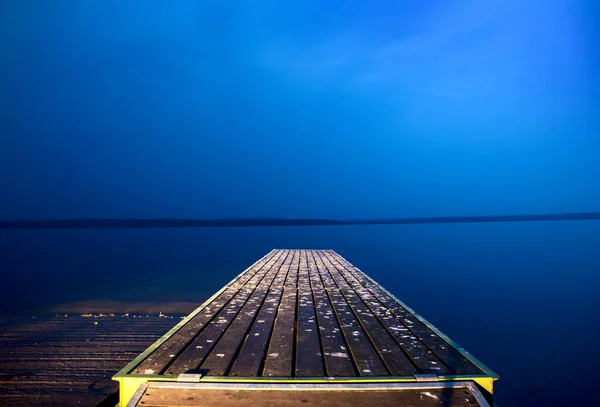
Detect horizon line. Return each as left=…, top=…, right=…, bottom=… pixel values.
left=1, top=212, right=599, bottom=229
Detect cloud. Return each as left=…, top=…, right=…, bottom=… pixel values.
left=251, top=0, right=588, bottom=136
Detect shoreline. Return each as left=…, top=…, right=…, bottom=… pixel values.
left=32, top=299, right=201, bottom=315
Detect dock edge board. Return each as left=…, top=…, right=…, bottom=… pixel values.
left=125, top=381, right=492, bottom=407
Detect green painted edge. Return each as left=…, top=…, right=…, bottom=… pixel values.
left=113, top=249, right=276, bottom=379
left=116, top=374, right=492, bottom=383
left=333, top=251, right=499, bottom=380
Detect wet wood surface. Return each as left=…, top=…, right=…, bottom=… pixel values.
left=262, top=250, right=298, bottom=377
left=131, top=249, right=484, bottom=378
left=0, top=314, right=179, bottom=407
left=295, top=250, right=324, bottom=376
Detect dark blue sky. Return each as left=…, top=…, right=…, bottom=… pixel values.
left=1, top=0, right=599, bottom=220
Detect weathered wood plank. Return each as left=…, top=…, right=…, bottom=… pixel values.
left=133, top=250, right=279, bottom=375
left=319, top=251, right=416, bottom=376
left=307, top=251, right=356, bottom=377
left=0, top=360, right=135, bottom=370
left=199, top=250, right=291, bottom=375
left=135, top=387, right=483, bottom=407
left=263, top=251, right=300, bottom=376
left=328, top=251, right=484, bottom=375
left=229, top=251, right=294, bottom=376
left=165, top=250, right=285, bottom=375
left=1, top=348, right=142, bottom=357
left=322, top=250, right=452, bottom=375
left=312, top=252, right=388, bottom=376
left=295, top=250, right=325, bottom=376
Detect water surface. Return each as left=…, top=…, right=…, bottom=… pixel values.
left=1, top=222, right=599, bottom=406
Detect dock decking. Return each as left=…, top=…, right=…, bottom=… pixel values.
left=0, top=314, right=179, bottom=407
left=115, top=249, right=497, bottom=406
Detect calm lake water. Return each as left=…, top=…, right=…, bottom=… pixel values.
left=1, top=222, right=599, bottom=406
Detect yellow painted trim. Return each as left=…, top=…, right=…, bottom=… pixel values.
left=116, top=377, right=147, bottom=407
left=473, top=377, right=495, bottom=395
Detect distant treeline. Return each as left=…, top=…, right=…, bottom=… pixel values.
left=1, top=212, right=599, bottom=229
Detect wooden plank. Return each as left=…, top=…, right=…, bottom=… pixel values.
left=199, top=250, right=291, bottom=375
left=165, top=250, right=285, bottom=375
left=318, top=251, right=416, bottom=376
left=307, top=251, right=356, bottom=377
left=135, top=387, right=483, bottom=407
left=133, top=250, right=279, bottom=375
left=322, top=251, right=452, bottom=375
left=262, top=251, right=300, bottom=376
left=295, top=250, right=325, bottom=376
left=328, top=251, right=484, bottom=375
left=312, top=252, right=388, bottom=376
left=1, top=348, right=141, bottom=357
left=229, top=251, right=294, bottom=376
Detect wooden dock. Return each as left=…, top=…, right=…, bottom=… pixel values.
left=0, top=314, right=179, bottom=407
left=114, top=249, right=498, bottom=406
